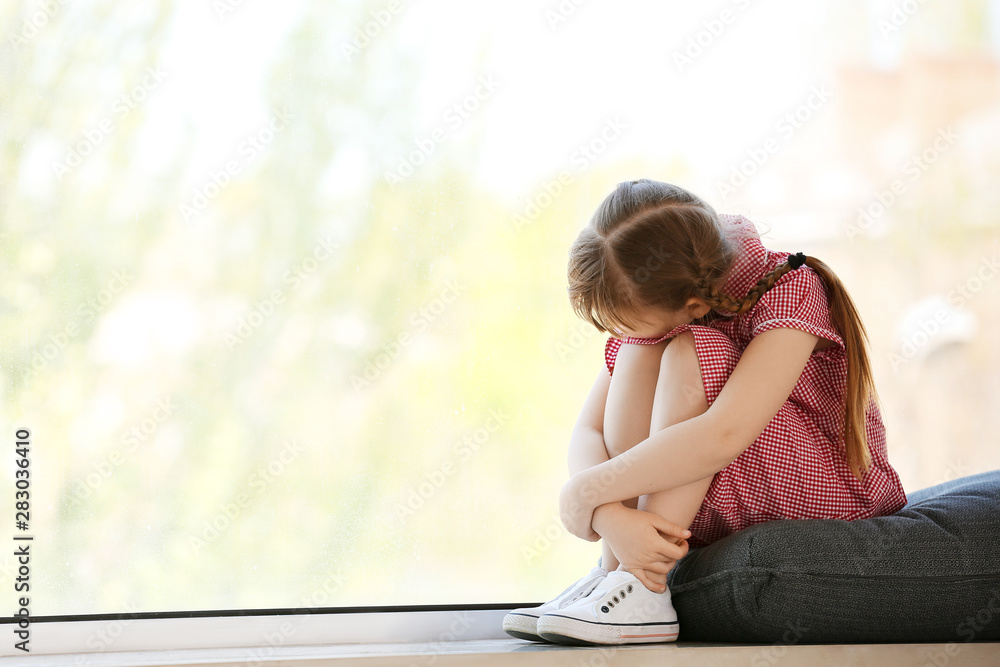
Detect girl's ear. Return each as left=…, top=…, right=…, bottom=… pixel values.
left=685, top=297, right=712, bottom=320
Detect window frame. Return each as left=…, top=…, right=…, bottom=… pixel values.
left=0, top=605, right=523, bottom=657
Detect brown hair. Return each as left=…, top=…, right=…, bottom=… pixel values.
left=567, top=179, right=879, bottom=480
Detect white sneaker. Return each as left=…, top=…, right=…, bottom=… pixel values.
left=536, top=570, right=679, bottom=645
left=502, top=566, right=609, bottom=642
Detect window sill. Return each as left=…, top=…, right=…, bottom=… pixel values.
left=6, top=638, right=1000, bottom=667
left=5, top=607, right=997, bottom=666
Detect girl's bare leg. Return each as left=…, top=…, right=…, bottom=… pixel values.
left=638, top=331, right=715, bottom=589
left=602, top=332, right=715, bottom=583
left=600, top=339, right=669, bottom=571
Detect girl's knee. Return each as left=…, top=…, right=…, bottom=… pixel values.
left=654, top=326, right=739, bottom=419
left=657, top=332, right=706, bottom=403
left=611, top=339, right=670, bottom=379
left=663, top=329, right=697, bottom=352
left=659, top=330, right=698, bottom=373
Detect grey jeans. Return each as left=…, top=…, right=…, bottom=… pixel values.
left=664, top=469, right=1000, bottom=642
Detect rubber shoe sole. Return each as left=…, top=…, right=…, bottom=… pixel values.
left=502, top=612, right=546, bottom=642
left=537, top=614, right=679, bottom=645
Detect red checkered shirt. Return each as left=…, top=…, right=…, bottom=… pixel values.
left=604, top=214, right=907, bottom=547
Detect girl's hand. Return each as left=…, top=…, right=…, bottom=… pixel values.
left=558, top=475, right=600, bottom=542
left=592, top=504, right=691, bottom=593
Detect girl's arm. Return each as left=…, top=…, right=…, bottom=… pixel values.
left=565, top=366, right=619, bottom=542
left=567, top=365, right=613, bottom=476
left=564, top=363, right=692, bottom=553
left=561, top=327, right=821, bottom=536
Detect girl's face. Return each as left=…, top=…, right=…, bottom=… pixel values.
left=614, top=299, right=710, bottom=339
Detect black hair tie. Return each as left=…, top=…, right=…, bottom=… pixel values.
left=787, top=252, right=807, bottom=270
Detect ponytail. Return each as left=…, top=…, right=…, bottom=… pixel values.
left=802, top=256, right=877, bottom=480
left=566, top=179, right=877, bottom=480
left=701, top=256, right=877, bottom=480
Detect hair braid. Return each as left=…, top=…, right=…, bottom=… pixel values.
left=569, top=179, right=880, bottom=481
left=698, top=253, right=880, bottom=481
left=699, top=262, right=797, bottom=315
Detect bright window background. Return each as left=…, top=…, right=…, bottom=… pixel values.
left=2, top=0, right=999, bottom=615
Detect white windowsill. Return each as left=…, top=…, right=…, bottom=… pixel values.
left=3, top=609, right=998, bottom=666
left=5, top=639, right=1000, bottom=667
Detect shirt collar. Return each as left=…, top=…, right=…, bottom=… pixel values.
left=718, top=214, right=773, bottom=302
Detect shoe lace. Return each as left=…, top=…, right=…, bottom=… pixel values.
left=568, top=580, right=598, bottom=603
left=557, top=571, right=605, bottom=605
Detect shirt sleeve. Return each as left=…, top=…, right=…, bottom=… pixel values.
left=605, top=336, right=622, bottom=376
left=604, top=332, right=676, bottom=376
left=749, top=266, right=845, bottom=350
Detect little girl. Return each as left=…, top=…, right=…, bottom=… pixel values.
left=503, top=179, right=907, bottom=646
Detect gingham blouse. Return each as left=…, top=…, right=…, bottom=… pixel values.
left=604, top=214, right=907, bottom=547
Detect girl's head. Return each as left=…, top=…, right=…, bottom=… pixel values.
left=567, top=178, right=881, bottom=481
left=567, top=179, right=745, bottom=337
